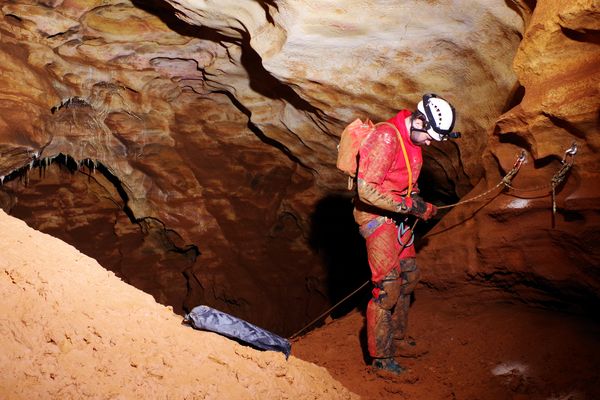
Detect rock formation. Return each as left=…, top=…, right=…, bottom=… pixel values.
left=419, top=0, right=600, bottom=311
left=0, top=0, right=598, bottom=337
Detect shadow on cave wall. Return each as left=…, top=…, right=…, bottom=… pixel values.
left=308, top=194, right=371, bottom=318
left=307, top=191, right=447, bottom=320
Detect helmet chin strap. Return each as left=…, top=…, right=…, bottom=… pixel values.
left=409, top=113, right=430, bottom=136
left=410, top=127, right=429, bottom=134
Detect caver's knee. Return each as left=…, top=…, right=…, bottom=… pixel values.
left=400, top=258, right=421, bottom=295
left=372, top=270, right=402, bottom=310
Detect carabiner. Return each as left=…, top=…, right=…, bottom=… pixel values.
left=562, top=142, right=578, bottom=164
left=513, top=150, right=527, bottom=169
left=397, top=220, right=415, bottom=248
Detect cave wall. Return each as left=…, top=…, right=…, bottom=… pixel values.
left=0, top=0, right=332, bottom=335
left=419, top=0, right=600, bottom=310
left=0, top=0, right=598, bottom=334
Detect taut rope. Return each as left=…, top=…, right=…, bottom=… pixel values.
left=290, top=144, right=577, bottom=339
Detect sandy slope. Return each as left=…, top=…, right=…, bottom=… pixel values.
left=0, top=210, right=356, bottom=399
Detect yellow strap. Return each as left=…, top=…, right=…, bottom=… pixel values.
left=376, top=122, right=413, bottom=195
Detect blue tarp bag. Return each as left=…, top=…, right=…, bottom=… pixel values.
left=184, top=305, right=291, bottom=359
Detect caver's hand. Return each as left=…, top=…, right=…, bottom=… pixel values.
left=407, top=195, right=437, bottom=221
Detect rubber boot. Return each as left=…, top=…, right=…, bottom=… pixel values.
left=372, top=357, right=406, bottom=375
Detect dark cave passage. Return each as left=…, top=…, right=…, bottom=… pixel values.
left=0, top=155, right=336, bottom=337
left=0, top=156, right=198, bottom=316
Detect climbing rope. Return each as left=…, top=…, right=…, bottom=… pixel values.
left=291, top=144, right=577, bottom=339
left=502, top=142, right=577, bottom=216
left=435, top=142, right=577, bottom=214
left=289, top=280, right=370, bottom=340
left=436, top=150, right=527, bottom=210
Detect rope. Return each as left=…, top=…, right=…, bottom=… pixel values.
left=289, top=219, right=420, bottom=340
left=437, top=144, right=576, bottom=215
left=290, top=144, right=577, bottom=339
left=551, top=161, right=574, bottom=215
left=504, top=143, right=577, bottom=216
left=437, top=150, right=527, bottom=210
left=503, top=161, right=574, bottom=194
left=289, top=280, right=370, bottom=340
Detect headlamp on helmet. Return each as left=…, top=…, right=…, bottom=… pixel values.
left=416, top=93, right=460, bottom=141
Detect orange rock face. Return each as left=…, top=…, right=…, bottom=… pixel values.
left=0, top=0, right=598, bottom=339
left=418, top=0, right=600, bottom=310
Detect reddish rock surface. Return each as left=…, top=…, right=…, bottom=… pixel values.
left=418, top=0, right=600, bottom=309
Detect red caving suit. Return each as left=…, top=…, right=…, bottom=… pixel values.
left=354, top=109, right=423, bottom=359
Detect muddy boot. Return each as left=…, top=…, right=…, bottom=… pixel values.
left=395, top=338, right=429, bottom=358
left=372, top=357, right=406, bottom=375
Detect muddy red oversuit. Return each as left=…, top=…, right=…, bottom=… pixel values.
left=354, top=109, right=426, bottom=359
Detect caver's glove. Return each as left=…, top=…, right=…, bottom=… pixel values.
left=357, top=178, right=438, bottom=220
left=401, top=195, right=437, bottom=221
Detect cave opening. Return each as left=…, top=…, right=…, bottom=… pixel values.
left=0, top=154, right=199, bottom=316
left=0, top=149, right=338, bottom=338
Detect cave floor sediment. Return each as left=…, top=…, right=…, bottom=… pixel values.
left=293, top=286, right=600, bottom=400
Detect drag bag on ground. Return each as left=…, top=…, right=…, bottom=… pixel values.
left=185, top=305, right=291, bottom=358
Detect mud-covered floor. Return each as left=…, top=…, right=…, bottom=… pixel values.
left=292, top=287, right=600, bottom=400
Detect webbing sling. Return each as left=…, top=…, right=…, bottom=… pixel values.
left=375, top=122, right=413, bottom=195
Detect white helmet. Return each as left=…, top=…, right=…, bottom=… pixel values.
left=416, top=93, right=459, bottom=141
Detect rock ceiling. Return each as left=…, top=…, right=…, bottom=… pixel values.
left=0, top=0, right=598, bottom=335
